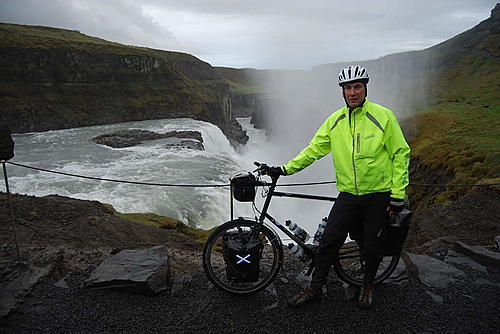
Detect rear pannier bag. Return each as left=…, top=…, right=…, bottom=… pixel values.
left=231, top=171, right=256, bottom=202
left=222, top=230, right=263, bottom=282
left=382, top=209, right=412, bottom=256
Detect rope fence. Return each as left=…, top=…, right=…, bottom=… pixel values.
left=5, top=161, right=500, bottom=188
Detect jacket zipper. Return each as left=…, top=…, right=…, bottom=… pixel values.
left=357, top=133, right=360, bottom=153
left=352, top=113, right=359, bottom=195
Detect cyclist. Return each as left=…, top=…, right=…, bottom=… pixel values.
left=269, top=65, right=410, bottom=309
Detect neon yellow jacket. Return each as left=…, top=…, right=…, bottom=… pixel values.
left=283, top=99, right=410, bottom=199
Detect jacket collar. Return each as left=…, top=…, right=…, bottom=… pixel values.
left=344, top=98, right=369, bottom=116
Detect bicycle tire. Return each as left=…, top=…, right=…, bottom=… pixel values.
left=332, top=241, right=400, bottom=287
left=203, top=219, right=283, bottom=295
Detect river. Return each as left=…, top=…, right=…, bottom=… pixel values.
left=4, top=117, right=337, bottom=235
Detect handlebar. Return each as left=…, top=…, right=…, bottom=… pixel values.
left=253, top=162, right=272, bottom=175
left=253, top=162, right=282, bottom=183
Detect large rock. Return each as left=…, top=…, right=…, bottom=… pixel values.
left=93, top=129, right=204, bottom=149
left=444, top=250, right=488, bottom=274
left=0, top=257, right=53, bottom=318
left=85, top=245, right=170, bottom=295
left=405, top=252, right=467, bottom=289
left=454, top=241, right=500, bottom=268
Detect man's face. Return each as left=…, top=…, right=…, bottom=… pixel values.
left=342, top=82, right=366, bottom=108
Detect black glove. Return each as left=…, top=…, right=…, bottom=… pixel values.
left=267, top=166, right=285, bottom=177
left=388, top=197, right=404, bottom=215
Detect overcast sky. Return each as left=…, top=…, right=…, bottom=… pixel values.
left=0, top=0, right=497, bottom=69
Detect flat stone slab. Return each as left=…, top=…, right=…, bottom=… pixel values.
left=406, top=252, right=467, bottom=289
left=0, top=261, right=52, bottom=318
left=444, top=251, right=488, bottom=274
left=455, top=241, right=500, bottom=268
left=85, top=245, right=170, bottom=295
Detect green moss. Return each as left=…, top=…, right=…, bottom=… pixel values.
left=104, top=205, right=213, bottom=245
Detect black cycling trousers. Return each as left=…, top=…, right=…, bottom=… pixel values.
left=310, top=191, right=390, bottom=290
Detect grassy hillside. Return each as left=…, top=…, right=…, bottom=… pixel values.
left=408, top=6, right=500, bottom=206
left=0, top=23, right=200, bottom=61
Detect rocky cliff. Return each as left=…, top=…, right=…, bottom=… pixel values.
left=0, top=23, right=247, bottom=145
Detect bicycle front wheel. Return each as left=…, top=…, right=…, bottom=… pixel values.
left=203, top=219, right=283, bottom=295
left=333, top=241, right=400, bottom=287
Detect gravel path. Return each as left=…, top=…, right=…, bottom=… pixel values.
left=2, top=253, right=499, bottom=334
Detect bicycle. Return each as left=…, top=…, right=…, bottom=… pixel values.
left=202, top=162, right=402, bottom=295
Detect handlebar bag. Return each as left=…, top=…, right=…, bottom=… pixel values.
left=231, top=171, right=256, bottom=202
left=222, top=230, right=263, bottom=282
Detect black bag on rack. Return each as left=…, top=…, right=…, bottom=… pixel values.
left=0, top=124, right=14, bottom=161
left=222, top=230, right=263, bottom=282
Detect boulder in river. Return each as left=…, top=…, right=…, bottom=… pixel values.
left=93, top=129, right=204, bottom=149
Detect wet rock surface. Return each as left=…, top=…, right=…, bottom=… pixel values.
left=93, top=129, right=204, bottom=149
left=0, top=257, right=52, bottom=318
left=406, top=253, right=467, bottom=289
left=85, top=246, right=171, bottom=295
left=454, top=241, right=500, bottom=267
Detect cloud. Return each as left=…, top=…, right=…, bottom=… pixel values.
left=0, top=0, right=183, bottom=51
left=0, top=0, right=497, bottom=69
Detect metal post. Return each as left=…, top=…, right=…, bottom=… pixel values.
left=230, top=182, right=234, bottom=221
left=2, top=161, right=21, bottom=262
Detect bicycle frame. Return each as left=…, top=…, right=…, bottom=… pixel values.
left=254, top=176, right=336, bottom=259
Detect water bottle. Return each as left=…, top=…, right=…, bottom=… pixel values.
left=287, top=243, right=309, bottom=261
left=285, top=220, right=310, bottom=243
left=313, top=217, right=327, bottom=245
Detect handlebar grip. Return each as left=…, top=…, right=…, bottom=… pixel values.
left=254, top=162, right=261, bottom=167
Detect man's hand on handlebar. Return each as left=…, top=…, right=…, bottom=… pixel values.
left=253, top=162, right=286, bottom=178
left=268, top=166, right=285, bottom=177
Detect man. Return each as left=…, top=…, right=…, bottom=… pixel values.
left=271, top=65, right=410, bottom=309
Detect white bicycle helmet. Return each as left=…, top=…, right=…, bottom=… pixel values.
left=338, top=65, right=369, bottom=86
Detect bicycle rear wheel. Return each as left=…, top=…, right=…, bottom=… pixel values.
left=203, top=219, right=283, bottom=295
left=332, top=241, right=400, bottom=287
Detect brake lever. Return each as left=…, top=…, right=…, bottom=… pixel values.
left=253, top=162, right=268, bottom=176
